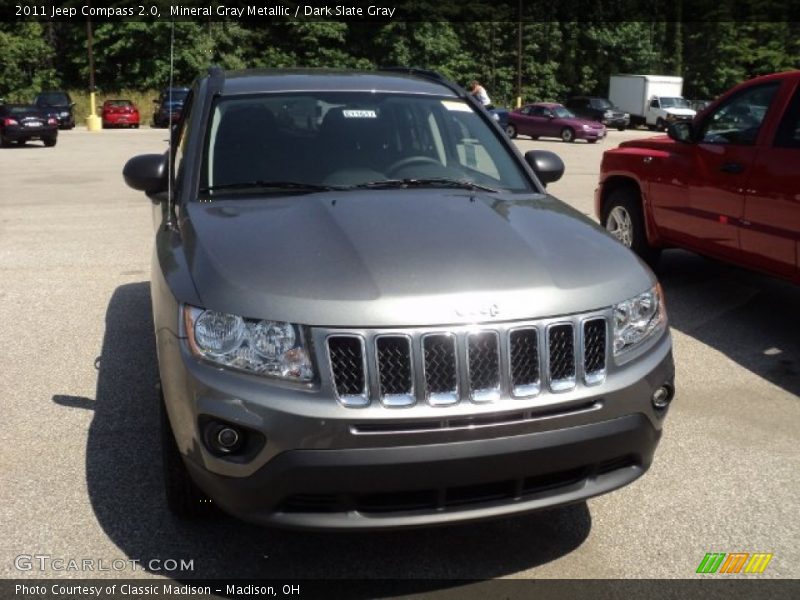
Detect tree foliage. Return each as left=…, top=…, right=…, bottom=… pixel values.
left=0, top=19, right=798, bottom=105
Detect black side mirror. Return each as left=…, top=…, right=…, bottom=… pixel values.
left=123, top=153, right=168, bottom=193
left=668, top=122, right=694, bottom=143
left=524, top=150, right=565, bottom=186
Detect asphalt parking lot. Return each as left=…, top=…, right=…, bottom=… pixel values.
left=1, top=127, right=798, bottom=584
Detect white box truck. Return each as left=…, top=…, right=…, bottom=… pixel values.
left=608, top=74, right=696, bottom=130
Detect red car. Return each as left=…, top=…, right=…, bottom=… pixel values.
left=506, top=102, right=606, bottom=143
left=101, top=99, right=140, bottom=129
left=596, top=71, right=800, bottom=283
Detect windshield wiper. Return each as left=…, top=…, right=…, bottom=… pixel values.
left=199, top=180, right=344, bottom=194
left=354, top=178, right=498, bottom=193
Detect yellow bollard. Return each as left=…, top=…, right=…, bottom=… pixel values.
left=86, top=91, right=102, bottom=131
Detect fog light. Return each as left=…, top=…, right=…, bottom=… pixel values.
left=216, top=427, right=240, bottom=450
left=652, top=385, right=673, bottom=409
left=204, top=421, right=244, bottom=455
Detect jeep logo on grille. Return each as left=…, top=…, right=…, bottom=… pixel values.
left=455, top=303, right=500, bottom=318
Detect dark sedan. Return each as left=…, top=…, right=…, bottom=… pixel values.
left=0, top=104, right=58, bottom=147
left=506, top=102, right=606, bottom=143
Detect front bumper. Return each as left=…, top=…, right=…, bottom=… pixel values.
left=602, top=117, right=629, bottom=128
left=3, top=125, right=57, bottom=141
left=187, top=413, right=661, bottom=530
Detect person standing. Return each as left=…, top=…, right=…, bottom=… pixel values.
left=469, top=80, right=493, bottom=109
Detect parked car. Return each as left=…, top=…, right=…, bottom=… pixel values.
left=565, top=96, right=630, bottom=131
left=152, top=87, right=190, bottom=127
left=597, top=70, right=800, bottom=283
left=0, top=104, right=58, bottom=147
left=506, top=102, right=607, bottom=143
left=123, top=67, right=674, bottom=529
left=101, top=99, right=140, bottom=128
left=33, top=90, right=75, bottom=129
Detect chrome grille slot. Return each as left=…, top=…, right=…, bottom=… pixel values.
left=509, top=327, right=540, bottom=397
left=422, top=334, right=458, bottom=406
left=376, top=335, right=414, bottom=407
left=467, top=331, right=500, bottom=402
left=327, top=336, right=368, bottom=407
left=548, top=324, right=576, bottom=392
left=583, top=318, right=607, bottom=385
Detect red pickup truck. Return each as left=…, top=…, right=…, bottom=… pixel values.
left=596, top=71, right=800, bottom=283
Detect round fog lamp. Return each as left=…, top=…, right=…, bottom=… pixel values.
left=652, top=386, right=671, bottom=409
left=216, top=427, right=240, bottom=450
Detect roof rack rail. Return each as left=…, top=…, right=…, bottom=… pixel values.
left=378, top=66, right=466, bottom=97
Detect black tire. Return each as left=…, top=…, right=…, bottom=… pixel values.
left=0, top=136, right=9, bottom=148
left=560, top=127, right=575, bottom=143
left=43, top=136, right=57, bottom=147
left=588, top=138, right=598, bottom=144
left=16, top=139, right=26, bottom=146
left=505, top=123, right=517, bottom=139
left=133, top=124, right=140, bottom=129
left=160, top=389, right=208, bottom=517
left=656, top=118, right=666, bottom=131
left=601, top=187, right=661, bottom=267
left=617, top=126, right=626, bottom=131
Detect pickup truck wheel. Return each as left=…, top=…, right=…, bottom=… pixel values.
left=160, top=388, right=209, bottom=518
left=504, top=124, right=517, bottom=139
left=602, top=189, right=661, bottom=266
left=560, top=127, right=575, bottom=143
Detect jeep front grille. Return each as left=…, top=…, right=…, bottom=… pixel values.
left=325, top=314, right=608, bottom=408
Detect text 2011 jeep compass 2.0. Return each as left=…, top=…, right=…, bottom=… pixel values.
left=123, top=68, right=675, bottom=529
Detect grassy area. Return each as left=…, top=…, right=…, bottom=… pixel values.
left=70, top=89, right=160, bottom=124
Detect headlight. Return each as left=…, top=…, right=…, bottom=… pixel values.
left=582, top=124, right=592, bottom=131
left=604, top=110, right=613, bottom=117
left=184, top=305, right=314, bottom=382
left=623, top=113, right=630, bottom=119
left=612, top=285, right=667, bottom=360
left=492, top=113, right=500, bottom=121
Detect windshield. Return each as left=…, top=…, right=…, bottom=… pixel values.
left=591, top=98, right=612, bottom=109
left=200, top=92, right=532, bottom=195
left=36, top=92, right=70, bottom=105
left=660, top=97, right=690, bottom=108
left=552, top=106, right=576, bottom=119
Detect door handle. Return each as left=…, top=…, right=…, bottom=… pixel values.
left=720, top=162, right=744, bottom=174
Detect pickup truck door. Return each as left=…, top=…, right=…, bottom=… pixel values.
left=740, top=80, right=800, bottom=280
left=683, top=81, right=781, bottom=262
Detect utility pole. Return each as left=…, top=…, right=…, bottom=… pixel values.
left=86, top=2, right=101, bottom=131
left=516, top=0, right=523, bottom=108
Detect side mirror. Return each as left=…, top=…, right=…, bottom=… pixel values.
left=668, top=122, right=694, bottom=143
left=123, top=153, right=168, bottom=193
left=524, top=150, right=565, bottom=186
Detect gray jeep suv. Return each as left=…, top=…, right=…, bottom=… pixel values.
left=123, top=68, right=675, bottom=530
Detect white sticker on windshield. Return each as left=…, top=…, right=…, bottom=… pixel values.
left=441, top=100, right=471, bottom=112
left=342, top=109, right=377, bottom=118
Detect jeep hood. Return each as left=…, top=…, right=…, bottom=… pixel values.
left=180, top=191, right=654, bottom=327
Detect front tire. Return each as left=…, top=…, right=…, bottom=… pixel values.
left=561, top=127, right=575, bottom=143
left=602, top=187, right=661, bottom=266
left=43, top=136, right=57, bottom=147
left=160, top=388, right=208, bottom=518
left=505, top=123, right=517, bottom=139
left=656, top=118, right=666, bottom=131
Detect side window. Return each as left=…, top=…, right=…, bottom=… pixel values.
left=530, top=107, right=546, bottom=117
left=774, top=84, right=800, bottom=149
left=700, top=82, right=779, bottom=146
left=650, top=98, right=659, bottom=108
left=520, top=106, right=531, bottom=115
